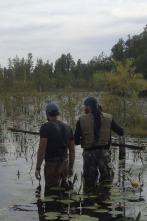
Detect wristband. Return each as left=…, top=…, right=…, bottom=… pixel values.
left=36, top=168, right=41, bottom=171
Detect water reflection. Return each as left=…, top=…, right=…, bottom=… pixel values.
left=0, top=129, right=147, bottom=221
left=36, top=182, right=74, bottom=221
left=0, top=138, right=146, bottom=220
left=34, top=178, right=129, bottom=221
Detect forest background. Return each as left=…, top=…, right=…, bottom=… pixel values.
left=0, top=25, right=147, bottom=93
left=0, top=25, right=147, bottom=137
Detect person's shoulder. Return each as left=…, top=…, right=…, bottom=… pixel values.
left=80, top=113, right=86, bottom=119
left=41, top=122, right=49, bottom=126
left=102, top=112, right=112, bottom=119
left=59, top=120, right=71, bottom=128
left=58, top=120, right=74, bottom=132
left=80, top=113, right=92, bottom=120
left=40, top=122, right=49, bottom=130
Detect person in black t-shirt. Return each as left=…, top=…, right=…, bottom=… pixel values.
left=35, top=102, right=75, bottom=187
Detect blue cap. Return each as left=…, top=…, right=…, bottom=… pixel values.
left=46, top=102, right=59, bottom=113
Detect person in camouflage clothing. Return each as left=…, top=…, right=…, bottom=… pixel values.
left=74, top=96, right=124, bottom=189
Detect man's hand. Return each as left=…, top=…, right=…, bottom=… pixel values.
left=35, top=137, right=47, bottom=181
left=35, top=170, right=41, bottom=181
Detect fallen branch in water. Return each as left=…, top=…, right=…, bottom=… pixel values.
left=8, top=127, right=146, bottom=150
left=111, top=142, right=145, bottom=150
left=8, top=127, right=39, bottom=135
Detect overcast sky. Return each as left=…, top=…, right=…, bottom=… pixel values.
left=0, top=0, right=146, bottom=67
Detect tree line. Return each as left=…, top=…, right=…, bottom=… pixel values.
left=0, top=25, right=147, bottom=93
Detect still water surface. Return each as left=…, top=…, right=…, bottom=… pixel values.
left=0, top=94, right=147, bottom=221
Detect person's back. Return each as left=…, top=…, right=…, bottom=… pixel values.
left=35, top=102, right=75, bottom=188
left=74, top=96, right=124, bottom=191
left=79, top=112, right=112, bottom=149
left=40, top=120, right=73, bottom=159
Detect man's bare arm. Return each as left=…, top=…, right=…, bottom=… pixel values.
left=35, top=138, right=47, bottom=180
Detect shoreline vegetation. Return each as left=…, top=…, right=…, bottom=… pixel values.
left=0, top=26, right=147, bottom=137
left=0, top=25, right=147, bottom=93
left=0, top=89, right=147, bottom=138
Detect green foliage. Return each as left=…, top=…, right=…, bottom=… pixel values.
left=111, top=25, right=147, bottom=78
left=0, top=67, right=4, bottom=91
left=94, top=59, right=147, bottom=97
left=111, top=38, right=125, bottom=61
left=93, top=59, right=147, bottom=135
left=0, top=25, right=147, bottom=93
left=33, top=58, right=53, bottom=92
left=0, top=26, right=146, bottom=137
left=55, top=53, right=75, bottom=74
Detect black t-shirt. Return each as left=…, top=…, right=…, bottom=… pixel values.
left=40, top=120, right=74, bottom=161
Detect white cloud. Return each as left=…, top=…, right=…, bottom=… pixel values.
left=0, top=0, right=146, bottom=67
left=111, top=2, right=147, bottom=19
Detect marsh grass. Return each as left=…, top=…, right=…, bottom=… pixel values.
left=0, top=90, right=147, bottom=138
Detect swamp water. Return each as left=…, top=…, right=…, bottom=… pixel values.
left=0, top=93, right=147, bottom=221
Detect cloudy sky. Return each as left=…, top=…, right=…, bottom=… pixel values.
left=0, top=0, right=146, bottom=67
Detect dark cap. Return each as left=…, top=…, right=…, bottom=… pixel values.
left=46, top=102, right=59, bottom=114
left=84, top=96, right=98, bottom=107
left=84, top=96, right=100, bottom=113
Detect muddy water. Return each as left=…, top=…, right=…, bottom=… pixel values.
left=0, top=126, right=147, bottom=221
left=0, top=95, right=147, bottom=221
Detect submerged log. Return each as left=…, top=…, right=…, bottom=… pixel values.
left=7, top=127, right=39, bottom=135
left=8, top=127, right=146, bottom=150
left=111, top=142, right=145, bottom=150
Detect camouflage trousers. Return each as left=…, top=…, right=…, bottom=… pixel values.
left=83, top=148, right=114, bottom=186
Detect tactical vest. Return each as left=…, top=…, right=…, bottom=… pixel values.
left=79, top=112, right=112, bottom=149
